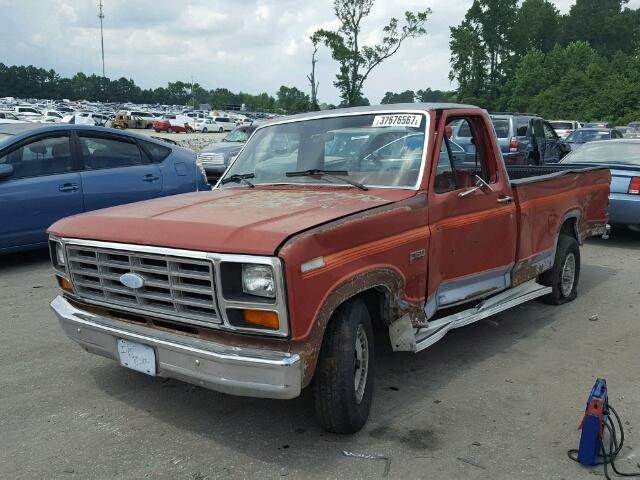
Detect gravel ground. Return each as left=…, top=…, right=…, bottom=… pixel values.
left=134, top=129, right=227, bottom=152
left=1, top=229, right=639, bottom=479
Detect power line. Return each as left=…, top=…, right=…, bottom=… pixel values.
left=98, top=0, right=105, bottom=78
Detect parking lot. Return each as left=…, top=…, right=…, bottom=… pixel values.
left=1, top=230, right=638, bottom=480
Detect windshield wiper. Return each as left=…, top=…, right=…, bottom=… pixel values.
left=220, top=173, right=255, bottom=188
left=285, top=169, right=368, bottom=191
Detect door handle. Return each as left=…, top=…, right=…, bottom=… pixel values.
left=497, top=195, right=513, bottom=204
left=143, top=174, right=160, bottom=182
left=59, top=183, right=79, bottom=192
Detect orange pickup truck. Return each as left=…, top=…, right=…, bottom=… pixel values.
left=48, top=104, right=610, bottom=433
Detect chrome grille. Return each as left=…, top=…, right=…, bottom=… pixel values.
left=66, top=245, right=219, bottom=326
left=198, top=152, right=225, bottom=165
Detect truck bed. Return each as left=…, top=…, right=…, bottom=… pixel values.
left=507, top=166, right=611, bottom=285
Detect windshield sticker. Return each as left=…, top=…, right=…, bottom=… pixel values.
left=372, top=114, right=422, bottom=128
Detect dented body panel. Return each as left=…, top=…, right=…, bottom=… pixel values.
left=48, top=103, right=610, bottom=396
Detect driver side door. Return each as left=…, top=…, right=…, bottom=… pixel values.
left=426, top=112, right=517, bottom=315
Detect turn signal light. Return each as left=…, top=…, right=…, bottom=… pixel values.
left=243, top=310, right=279, bottom=330
left=57, top=276, right=73, bottom=292
left=628, top=177, right=640, bottom=195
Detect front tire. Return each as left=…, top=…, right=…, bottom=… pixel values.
left=219, top=127, right=224, bottom=133
left=202, top=127, right=208, bottom=133
left=313, top=298, right=374, bottom=434
left=539, top=235, right=580, bottom=304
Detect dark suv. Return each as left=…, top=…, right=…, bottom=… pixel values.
left=490, top=113, right=570, bottom=165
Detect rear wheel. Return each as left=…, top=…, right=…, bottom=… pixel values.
left=539, top=235, right=580, bottom=304
left=167, top=127, right=174, bottom=133
left=313, top=298, right=374, bottom=434
left=219, top=127, right=224, bottom=133
left=202, top=127, right=208, bottom=133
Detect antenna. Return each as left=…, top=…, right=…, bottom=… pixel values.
left=98, top=0, right=105, bottom=78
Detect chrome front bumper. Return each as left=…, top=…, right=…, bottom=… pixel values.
left=50, top=296, right=302, bottom=399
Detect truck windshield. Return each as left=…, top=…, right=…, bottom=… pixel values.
left=221, top=112, right=427, bottom=189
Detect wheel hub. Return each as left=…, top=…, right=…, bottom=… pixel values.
left=560, top=252, right=576, bottom=297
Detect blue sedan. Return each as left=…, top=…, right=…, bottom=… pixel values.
left=560, top=139, right=640, bottom=232
left=0, top=124, right=209, bottom=253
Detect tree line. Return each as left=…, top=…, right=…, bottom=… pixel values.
left=0, top=63, right=313, bottom=114
left=1, top=0, right=639, bottom=122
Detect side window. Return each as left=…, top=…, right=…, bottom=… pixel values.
left=139, top=140, right=171, bottom=163
left=435, top=117, right=494, bottom=193
left=543, top=122, right=557, bottom=140
left=0, top=135, right=72, bottom=179
left=516, top=118, right=529, bottom=136
left=533, top=120, right=544, bottom=138
left=79, top=136, right=144, bottom=170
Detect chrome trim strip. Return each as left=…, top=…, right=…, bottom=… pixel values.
left=50, top=295, right=302, bottom=399
left=56, top=237, right=290, bottom=337
left=217, top=109, right=431, bottom=191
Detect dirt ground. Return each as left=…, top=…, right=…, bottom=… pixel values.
left=1, top=229, right=639, bottom=479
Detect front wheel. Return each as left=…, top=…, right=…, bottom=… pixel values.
left=202, top=127, right=208, bottom=133
left=218, top=127, right=224, bottom=133
left=313, top=298, right=374, bottom=433
left=539, top=235, right=580, bottom=304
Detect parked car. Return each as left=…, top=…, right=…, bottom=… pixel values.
left=197, top=125, right=257, bottom=182
left=565, top=128, right=624, bottom=150
left=549, top=120, right=582, bottom=139
left=0, top=123, right=208, bottom=253
left=14, top=105, right=42, bottom=120
left=0, top=112, right=28, bottom=124
left=490, top=113, right=570, bottom=165
left=193, top=117, right=226, bottom=133
left=152, top=115, right=194, bottom=133
left=112, top=111, right=157, bottom=129
left=209, top=116, right=235, bottom=132
left=583, top=122, right=613, bottom=128
left=625, top=122, right=640, bottom=139
left=560, top=139, right=640, bottom=232
left=63, top=112, right=110, bottom=126
left=48, top=104, right=609, bottom=433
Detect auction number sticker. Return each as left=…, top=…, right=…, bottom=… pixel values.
left=372, top=114, right=422, bottom=128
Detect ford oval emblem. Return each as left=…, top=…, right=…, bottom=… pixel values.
left=120, top=273, right=145, bottom=289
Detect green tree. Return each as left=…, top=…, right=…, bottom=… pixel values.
left=380, top=90, right=416, bottom=103
left=276, top=85, right=311, bottom=113
left=313, top=0, right=429, bottom=106
left=449, top=20, right=487, bottom=103
left=511, top=0, right=560, bottom=55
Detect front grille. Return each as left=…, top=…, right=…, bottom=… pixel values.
left=198, top=152, right=225, bottom=165
left=67, top=245, right=220, bottom=326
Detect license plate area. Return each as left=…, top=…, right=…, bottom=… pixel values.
left=117, top=339, right=156, bottom=376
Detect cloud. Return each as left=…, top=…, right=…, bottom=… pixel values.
left=1, top=0, right=639, bottom=104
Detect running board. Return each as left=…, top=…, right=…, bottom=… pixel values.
left=389, top=281, right=552, bottom=353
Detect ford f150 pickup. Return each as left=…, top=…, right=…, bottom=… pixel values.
left=48, top=104, right=610, bottom=433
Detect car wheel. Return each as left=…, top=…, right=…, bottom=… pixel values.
left=628, top=224, right=640, bottom=233
left=167, top=127, right=173, bottom=133
left=202, top=127, right=208, bottom=133
left=539, top=235, right=580, bottom=305
left=219, top=127, right=224, bottom=133
left=313, top=298, right=374, bottom=433
left=154, top=129, right=161, bottom=133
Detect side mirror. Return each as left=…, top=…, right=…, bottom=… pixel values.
left=0, top=163, right=14, bottom=180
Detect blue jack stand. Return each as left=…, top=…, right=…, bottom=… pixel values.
left=577, top=378, right=608, bottom=465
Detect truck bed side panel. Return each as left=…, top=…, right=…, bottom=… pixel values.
left=511, top=169, right=610, bottom=284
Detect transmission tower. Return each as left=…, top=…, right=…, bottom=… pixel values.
left=98, top=0, right=105, bottom=78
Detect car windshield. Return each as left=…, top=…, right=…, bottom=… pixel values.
left=224, top=129, right=251, bottom=142
left=551, top=122, right=573, bottom=130
left=566, top=130, right=611, bottom=142
left=563, top=142, right=640, bottom=166
left=221, top=112, right=427, bottom=189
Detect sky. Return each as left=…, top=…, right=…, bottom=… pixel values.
left=1, top=0, right=639, bottom=105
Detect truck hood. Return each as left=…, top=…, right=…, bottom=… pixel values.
left=49, top=187, right=416, bottom=255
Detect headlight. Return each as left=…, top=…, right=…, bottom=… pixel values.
left=242, top=264, right=275, bottom=298
left=56, top=243, right=66, bottom=266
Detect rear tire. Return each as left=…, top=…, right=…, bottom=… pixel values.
left=202, top=127, right=208, bottom=133
left=167, top=127, right=173, bottom=133
left=219, top=127, right=224, bottom=133
left=313, top=298, right=374, bottom=434
left=539, top=235, right=580, bottom=305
